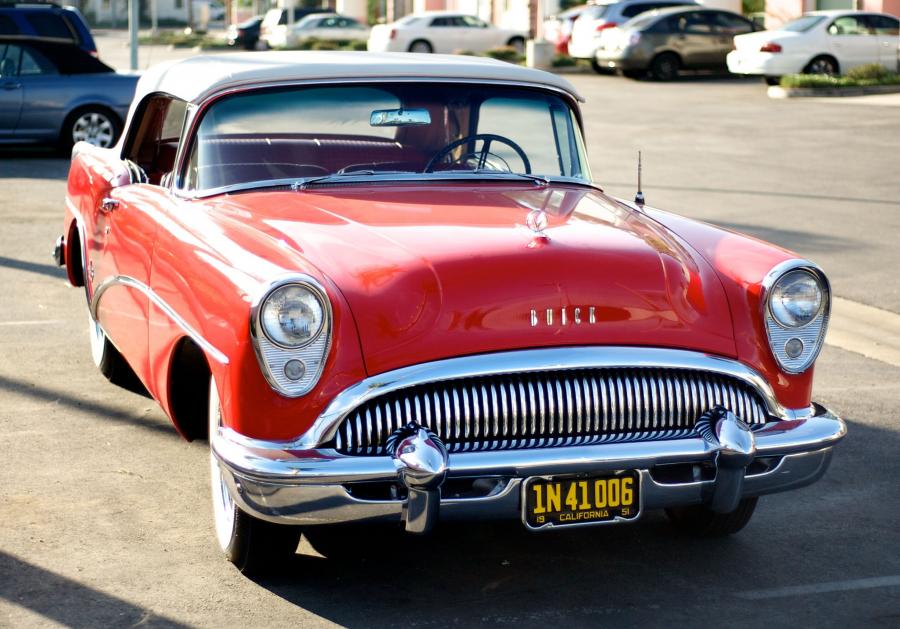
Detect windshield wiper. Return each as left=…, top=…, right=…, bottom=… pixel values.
left=290, top=170, right=417, bottom=191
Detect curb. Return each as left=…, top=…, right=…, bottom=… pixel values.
left=768, top=84, right=900, bottom=98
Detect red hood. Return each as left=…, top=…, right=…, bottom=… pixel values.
left=203, top=184, right=736, bottom=376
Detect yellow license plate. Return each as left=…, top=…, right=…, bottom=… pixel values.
left=522, top=471, right=641, bottom=530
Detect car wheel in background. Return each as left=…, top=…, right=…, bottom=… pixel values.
left=649, top=52, right=680, bottom=81
left=665, top=497, right=758, bottom=537
left=507, top=37, right=526, bottom=55
left=408, top=39, right=433, bottom=53
left=209, top=377, right=302, bottom=575
left=87, top=313, right=144, bottom=393
left=591, top=58, right=615, bottom=75
left=621, top=69, right=645, bottom=80
left=804, top=55, right=838, bottom=76
left=764, top=76, right=780, bottom=86
left=61, top=106, right=121, bottom=151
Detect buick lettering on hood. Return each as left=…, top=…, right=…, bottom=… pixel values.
left=56, top=51, right=845, bottom=575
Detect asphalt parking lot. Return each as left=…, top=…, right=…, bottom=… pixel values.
left=1, top=41, right=899, bottom=628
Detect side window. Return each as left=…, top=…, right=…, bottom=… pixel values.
left=19, top=45, right=58, bottom=76
left=25, top=12, right=74, bottom=40
left=827, top=16, right=868, bottom=36
left=123, top=95, right=188, bottom=185
left=461, top=15, right=487, bottom=28
left=683, top=12, right=714, bottom=34
left=0, top=43, right=22, bottom=77
left=713, top=12, right=753, bottom=35
left=622, top=4, right=652, bottom=19
left=864, top=15, right=899, bottom=35
left=430, top=17, right=451, bottom=27
left=0, top=15, right=19, bottom=34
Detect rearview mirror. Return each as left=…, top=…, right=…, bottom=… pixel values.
left=370, top=108, right=431, bottom=127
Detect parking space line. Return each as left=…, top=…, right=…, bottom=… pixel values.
left=826, top=297, right=900, bottom=367
left=737, top=575, right=900, bottom=600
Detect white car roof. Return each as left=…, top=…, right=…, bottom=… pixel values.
left=133, top=51, right=584, bottom=105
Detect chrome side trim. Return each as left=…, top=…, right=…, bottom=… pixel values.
left=225, top=347, right=814, bottom=452
left=90, top=274, right=229, bottom=365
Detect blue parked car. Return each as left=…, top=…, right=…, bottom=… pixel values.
left=0, top=37, right=137, bottom=149
left=0, top=2, right=97, bottom=57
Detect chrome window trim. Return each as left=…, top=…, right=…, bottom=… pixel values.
left=249, top=273, right=333, bottom=398
left=169, top=77, right=590, bottom=197
left=224, top=347, right=814, bottom=452
left=761, top=258, right=831, bottom=374
left=90, top=274, right=229, bottom=365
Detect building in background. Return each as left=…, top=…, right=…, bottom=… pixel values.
left=765, top=0, right=899, bottom=27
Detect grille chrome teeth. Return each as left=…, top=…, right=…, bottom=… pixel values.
left=334, top=368, right=768, bottom=456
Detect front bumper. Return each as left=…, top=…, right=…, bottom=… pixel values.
left=212, top=405, right=845, bottom=529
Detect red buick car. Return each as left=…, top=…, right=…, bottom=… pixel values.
left=56, top=51, right=845, bottom=575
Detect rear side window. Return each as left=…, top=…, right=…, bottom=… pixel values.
left=864, top=15, right=899, bottom=35
left=622, top=4, right=655, bottom=19
left=713, top=12, right=753, bottom=34
left=25, top=12, right=74, bottom=40
left=827, top=16, right=868, bottom=36
left=0, top=15, right=19, bottom=35
left=19, top=45, right=57, bottom=75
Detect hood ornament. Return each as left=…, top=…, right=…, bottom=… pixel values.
left=525, top=209, right=550, bottom=248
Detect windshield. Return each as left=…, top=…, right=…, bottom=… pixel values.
left=780, top=15, right=825, bottom=32
left=185, top=83, right=591, bottom=192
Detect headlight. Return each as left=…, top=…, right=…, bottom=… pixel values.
left=768, top=269, right=823, bottom=328
left=251, top=276, right=332, bottom=398
left=260, top=284, right=325, bottom=347
left=763, top=262, right=830, bottom=374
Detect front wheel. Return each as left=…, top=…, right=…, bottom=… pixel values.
left=764, top=76, right=781, bottom=86
left=665, top=497, right=758, bottom=537
left=805, top=55, right=838, bottom=76
left=507, top=37, right=525, bottom=55
left=209, top=377, right=302, bottom=575
left=591, top=58, right=615, bottom=75
left=62, top=107, right=120, bottom=151
left=649, top=53, right=680, bottom=81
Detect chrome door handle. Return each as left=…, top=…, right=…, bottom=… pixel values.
left=100, top=198, right=119, bottom=213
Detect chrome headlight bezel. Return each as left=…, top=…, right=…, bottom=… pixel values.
left=250, top=275, right=332, bottom=398
left=762, top=260, right=830, bottom=374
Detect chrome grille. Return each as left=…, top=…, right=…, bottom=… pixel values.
left=330, top=368, right=769, bottom=456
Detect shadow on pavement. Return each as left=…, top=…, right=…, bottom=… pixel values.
left=0, top=551, right=189, bottom=628
left=0, top=255, right=66, bottom=280
left=0, top=374, right=168, bottom=437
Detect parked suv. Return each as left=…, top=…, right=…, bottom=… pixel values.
left=596, top=6, right=758, bottom=80
left=0, top=2, right=97, bottom=57
left=568, top=0, right=696, bottom=72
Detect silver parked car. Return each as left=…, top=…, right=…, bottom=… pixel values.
left=0, top=37, right=137, bottom=148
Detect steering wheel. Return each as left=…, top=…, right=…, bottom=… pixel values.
left=424, top=133, right=532, bottom=174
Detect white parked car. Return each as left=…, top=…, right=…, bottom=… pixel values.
left=284, top=13, right=369, bottom=47
left=727, top=10, right=899, bottom=84
left=568, top=0, right=696, bottom=71
left=368, top=12, right=527, bottom=54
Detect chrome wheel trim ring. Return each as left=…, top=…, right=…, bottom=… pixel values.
left=72, top=111, right=115, bottom=147
left=209, top=377, right=237, bottom=551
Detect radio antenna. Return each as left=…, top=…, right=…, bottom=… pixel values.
left=634, top=151, right=645, bottom=207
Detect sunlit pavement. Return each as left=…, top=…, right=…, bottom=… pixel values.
left=1, top=45, right=898, bottom=627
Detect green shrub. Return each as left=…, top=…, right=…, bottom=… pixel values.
left=845, top=63, right=892, bottom=81
left=309, top=40, right=341, bottom=51
left=551, top=54, right=577, bottom=68
left=347, top=40, right=368, bottom=51
left=780, top=69, right=900, bottom=89
left=483, top=46, right=524, bottom=64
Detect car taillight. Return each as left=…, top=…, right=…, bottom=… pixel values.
left=759, top=42, right=782, bottom=53
left=390, top=28, right=397, bottom=39
left=89, top=49, right=99, bottom=58
left=595, top=21, right=617, bottom=32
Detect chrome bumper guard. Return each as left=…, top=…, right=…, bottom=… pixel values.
left=211, top=405, right=845, bottom=530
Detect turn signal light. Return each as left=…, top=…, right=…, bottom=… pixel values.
left=595, top=22, right=618, bottom=31
left=759, top=42, right=782, bottom=53
left=390, top=28, right=397, bottom=39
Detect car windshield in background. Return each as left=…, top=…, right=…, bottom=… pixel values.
left=186, top=83, right=591, bottom=192
left=780, top=15, right=825, bottom=32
